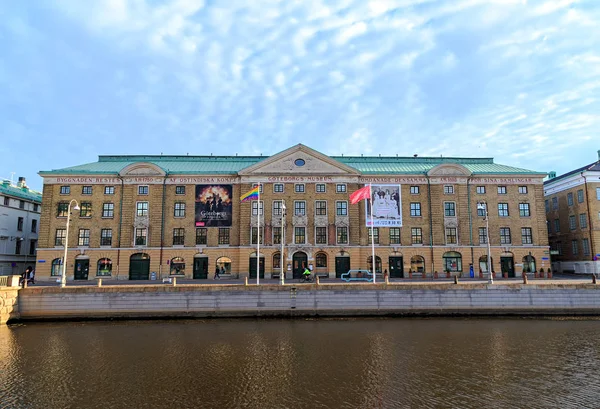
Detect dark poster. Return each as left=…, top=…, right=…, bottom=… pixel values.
left=195, top=185, right=233, bottom=227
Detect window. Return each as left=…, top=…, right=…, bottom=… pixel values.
left=19, top=200, right=24, bottom=209
left=251, top=201, right=264, bottom=216
left=82, top=185, right=92, bottom=195
left=583, top=238, right=590, bottom=256
left=273, top=227, right=281, bottom=244
left=498, top=203, right=509, bottom=217
left=78, top=229, right=90, bottom=246
left=135, top=228, right=147, bottom=245
left=410, top=186, right=419, bottom=194
left=252, top=183, right=263, bottom=193
left=554, top=219, right=560, bottom=232
left=479, top=227, right=487, bottom=244
left=273, top=253, right=281, bottom=269
left=51, top=258, right=63, bottom=276
left=102, top=202, right=114, bottom=218
left=295, top=184, right=305, bottom=193
left=274, top=183, right=284, bottom=193
left=316, top=227, right=327, bottom=244
left=547, top=222, right=552, bottom=235
left=3, top=197, right=9, bottom=206
left=476, top=186, right=486, bottom=194
left=60, top=186, right=70, bottom=195
left=500, top=227, right=511, bottom=244
left=316, top=184, right=326, bottom=193
left=521, top=227, right=533, bottom=244
left=315, top=201, right=327, bottom=216
left=368, top=228, right=380, bottom=244
left=57, top=202, right=69, bottom=217
left=15, top=239, right=21, bottom=255
left=569, top=215, right=576, bottom=230
left=218, top=228, right=230, bottom=245
left=316, top=253, right=327, bottom=267
left=597, top=187, right=600, bottom=200
left=173, top=228, right=185, bottom=245
left=336, top=201, right=347, bottom=216
left=411, top=227, right=423, bottom=244
left=389, top=228, right=401, bottom=244
left=273, top=200, right=283, bottom=216
left=250, top=227, right=263, bottom=245
left=196, top=228, right=207, bottom=245
left=443, top=251, right=462, bottom=272
left=556, top=241, right=563, bottom=255
left=410, top=202, right=421, bottom=217
left=572, top=240, right=579, bottom=255
left=337, top=227, right=348, bottom=244
left=518, top=186, right=528, bottom=194
left=580, top=213, right=587, bottom=229
left=294, top=201, right=306, bottom=216
left=104, top=186, right=115, bottom=195
left=444, top=202, right=456, bottom=217
left=31, top=219, right=37, bottom=233
left=29, top=240, right=36, bottom=256
left=174, top=202, right=186, bottom=217
left=477, top=205, right=486, bottom=217
left=498, top=186, right=507, bottom=194
left=97, top=258, right=112, bottom=276
left=445, top=227, right=457, bottom=244
left=577, top=189, right=584, bottom=203
left=100, top=229, right=112, bottom=246
left=294, top=227, right=306, bottom=244
left=519, top=203, right=530, bottom=217
left=80, top=202, right=92, bottom=218
left=136, top=202, right=148, bottom=216
left=444, top=185, right=454, bottom=194
left=552, top=197, right=558, bottom=210
left=175, top=186, right=186, bottom=195
left=55, top=229, right=66, bottom=246
left=17, top=217, right=23, bottom=231
left=545, top=200, right=549, bottom=213
left=567, top=193, right=574, bottom=206
left=336, top=184, right=347, bottom=193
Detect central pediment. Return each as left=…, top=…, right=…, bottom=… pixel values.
left=238, top=144, right=360, bottom=176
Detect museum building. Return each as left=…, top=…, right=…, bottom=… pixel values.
left=35, top=144, right=549, bottom=281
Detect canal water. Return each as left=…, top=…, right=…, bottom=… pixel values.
left=1, top=318, right=599, bottom=408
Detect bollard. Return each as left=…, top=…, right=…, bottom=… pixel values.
left=593, top=275, right=597, bottom=285
left=172, top=277, right=177, bottom=287
left=453, top=275, right=459, bottom=285
left=245, top=276, right=249, bottom=286
left=523, top=274, right=528, bottom=284
left=97, top=278, right=102, bottom=287
left=385, top=275, right=389, bottom=285
left=316, top=276, right=320, bottom=285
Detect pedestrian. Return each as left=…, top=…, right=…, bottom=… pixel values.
left=214, top=265, right=221, bottom=280
left=220, top=266, right=226, bottom=277
left=28, top=266, right=35, bottom=285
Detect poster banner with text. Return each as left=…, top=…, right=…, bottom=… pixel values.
left=365, top=184, right=402, bottom=227
left=195, top=185, right=233, bottom=227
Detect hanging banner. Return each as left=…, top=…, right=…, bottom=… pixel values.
left=195, top=185, right=233, bottom=227
left=365, top=184, right=402, bottom=227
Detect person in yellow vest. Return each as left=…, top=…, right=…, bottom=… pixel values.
left=302, top=267, right=311, bottom=282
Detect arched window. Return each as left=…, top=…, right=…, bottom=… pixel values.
left=170, top=257, right=185, bottom=275
left=217, top=257, right=232, bottom=274
left=273, top=252, right=281, bottom=269
left=97, top=258, right=112, bottom=276
left=410, top=255, right=425, bottom=273
left=315, top=252, right=327, bottom=268
left=479, top=255, right=493, bottom=273
left=443, top=251, right=462, bottom=272
left=51, top=258, right=62, bottom=276
left=367, top=255, right=382, bottom=273
left=522, top=255, right=536, bottom=273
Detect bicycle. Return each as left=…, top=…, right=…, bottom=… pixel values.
left=298, top=274, right=314, bottom=283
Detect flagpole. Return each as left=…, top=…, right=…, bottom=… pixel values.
left=370, top=183, right=376, bottom=284
left=257, top=185, right=260, bottom=286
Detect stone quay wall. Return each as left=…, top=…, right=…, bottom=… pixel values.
left=0, top=287, right=20, bottom=325
left=10, top=282, right=600, bottom=323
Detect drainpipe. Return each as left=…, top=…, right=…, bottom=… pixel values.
left=159, top=172, right=169, bottom=278
left=582, top=171, right=597, bottom=277
left=467, top=176, right=474, bottom=268
left=426, top=173, right=434, bottom=275
left=116, top=175, right=124, bottom=280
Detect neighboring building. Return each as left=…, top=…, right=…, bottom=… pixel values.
left=544, top=151, right=600, bottom=275
left=35, top=144, right=548, bottom=282
left=0, top=177, right=42, bottom=275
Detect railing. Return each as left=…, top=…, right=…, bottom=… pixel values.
left=0, top=276, right=8, bottom=287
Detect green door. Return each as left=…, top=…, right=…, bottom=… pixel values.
left=292, top=252, right=308, bottom=279
left=249, top=257, right=265, bottom=279
left=74, top=259, right=89, bottom=280
left=500, top=257, right=515, bottom=278
left=193, top=257, right=208, bottom=279
left=335, top=257, right=351, bottom=278
left=389, top=256, right=404, bottom=278
left=129, top=253, right=150, bottom=280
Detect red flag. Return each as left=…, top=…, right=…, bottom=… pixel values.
left=349, top=185, right=371, bottom=205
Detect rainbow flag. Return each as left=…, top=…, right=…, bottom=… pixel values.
left=240, top=186, right=260, bottom=202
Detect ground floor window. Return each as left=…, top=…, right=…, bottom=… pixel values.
left=51, top=258, right=62, bottom=276
left=315, top=252, right=327, bottom=267
left=273, top=252, right=281, bottom=269
left=410, top=255, right=425, bottom=273
left=443, top=251, right=462, bottom=272
left=170, top=257, right=185, bottom=275
left=367, top=255, right=382, bottom=274
left=522, top=255, right=536, bottom=273
left=97, top=258, right=112, bottom=276
left=216, top=256, right=231, bottom=274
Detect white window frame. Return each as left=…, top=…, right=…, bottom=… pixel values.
left=316, top=184, right=326, bottom=193
left=444, top=201, right=456, bottom=217
left=272, top=200, right=283, bottom=216
left=251, top=201, right=264, bottom=216
left=518, top=186, right=528, bottom=194
left=443, top=185, right=454, bottom=194
left=138, top=185, right=149, bottom=195
left=336, top=201, right=348, bottom=216
left=498, top=186, right=507, bottom=195
left=294, top=201, right=306, bottom=216
left=273, top=183, right=284, bottom=193
left=336, top=184, right=347, bottom=193
left=104, top=186, right=115, bottom=195
left=136, top=201, right=149, bottom=217
left=315, top=226, right=327, bottom=245
left=315, top=200, right=327, bottom=216
left=294, top=226, right=306, bottom=244
left=294, top=184, right=305, bottom=193
left=410, top=186, right=419, bottom=195
left=476, top=186, right=485, bottom=194
left=336, top=226, right=348, bottom=244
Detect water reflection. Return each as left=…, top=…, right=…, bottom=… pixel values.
left=1, top=318, right=600, bottom=408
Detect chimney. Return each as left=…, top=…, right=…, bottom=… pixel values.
left=17, top=176, right=27, bottom=188
left=548, top=171, right=556, bottom=179
left=597, top=150, right=600, bottom=161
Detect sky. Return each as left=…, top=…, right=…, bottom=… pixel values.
left=1, top=0, right=599, bottom=192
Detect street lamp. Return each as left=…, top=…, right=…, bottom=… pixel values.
left=280, top=202, right=286, bottom=285
left=61, top=199, right=80, bottom=288
left=477, top=201, right=493, bottom=284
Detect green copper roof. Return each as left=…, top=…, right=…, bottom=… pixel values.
left=39, top=153, right=544, bottom=176
left=0, top=180, right=42, bottom=203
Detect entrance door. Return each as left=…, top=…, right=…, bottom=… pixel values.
left=500, top=256, right=515, bottom=278
left=389, top=256, right=404, bottom=278
left=193, top=257, right=208, bottom=279
left=74, top=259, right=89, bottom=280
left=129, top=253, right=150, bottom=280
left=335, top=257, right=351, bottom=278
left=292, top=252, right=308, bottom=279
left=249, top=257, right=265, bottom=279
